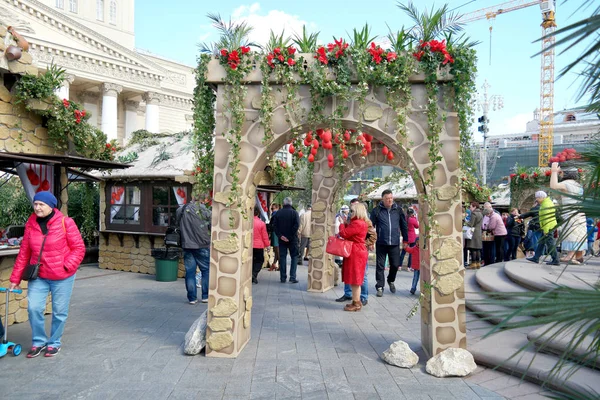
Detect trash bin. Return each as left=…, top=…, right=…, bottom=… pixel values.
left=151, top=248, right=180, bottom=282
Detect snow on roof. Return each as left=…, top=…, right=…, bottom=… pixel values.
left=365, top=177, right=418, bottom=200
left=96, top=132, right=195, bottom=179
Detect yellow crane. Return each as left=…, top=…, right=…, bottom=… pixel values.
left=458, top=0, right=557, bottom=167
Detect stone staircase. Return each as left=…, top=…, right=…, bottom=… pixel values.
left=465, top=259, right=600, bottom=396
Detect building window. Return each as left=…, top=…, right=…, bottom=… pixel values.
left=105, top=182, right=190, bottom=233
left=69, top=0, right=77, bottom=13
left=96, top=0, right=104, bottom=21
left=55, top=0, right=64, bottom=8
left=110, top=0, right=117, bottom=24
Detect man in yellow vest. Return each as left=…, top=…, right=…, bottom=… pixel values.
left=526, top=191, right=560, bottom=266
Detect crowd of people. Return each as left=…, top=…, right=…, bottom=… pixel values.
left=464, top=162, right=599, bottom=269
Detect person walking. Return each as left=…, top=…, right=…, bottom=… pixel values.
left=272, top=197, right=300, bottom=283
left=177, top=197, right=211, bottom=304
left=338, top=202, right=369, bottom=311
left=586, top=218, right=597, bottom=256
left=466, top=202, right=483, bottom=269
left=335, top=199, right=375, bottom=306
left=9, top=191, right=85, bottom=358
left=486, top=205, right=507, bottom=263
left=268, top=203, right=280, bottom=271
left=297, top=205, right=312, bottom=265
left=520, top=202, right=541, bottom=258
left=526, top=191, right=560, bottom=266
left=252, top=206, right=270, bottom=284
left=399, top=208, right=419, bottom=271
left=505, top=208, right=524, bottom=261
left=370, top=189, right=408, bottom=297
left=404, top=238, right=420, bottom=294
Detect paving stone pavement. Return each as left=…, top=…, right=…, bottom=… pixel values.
left=0, top=262, right=551, bottom=399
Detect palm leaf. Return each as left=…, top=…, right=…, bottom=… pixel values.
left=198, top=12, right=260, bottom=55
left=292, top=25, right=319, bottom=53
left=397, top=1, right=463, bottom=45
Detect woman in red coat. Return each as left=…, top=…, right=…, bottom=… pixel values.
left=339, top=202, right=369, bottom=311
left=9, top=191, right=85, bottom=358
left=252, top=206, right=270, bottom=284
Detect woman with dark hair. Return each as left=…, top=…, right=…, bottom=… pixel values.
left=550, top=162, right=587, bottom=264
left=9, top=191, right=85, bottom=358
left=505, top=208, right=524, bottom=260
left=466, top=202, right=483, bottom=268
left=252, top=206, right=270, bottom=284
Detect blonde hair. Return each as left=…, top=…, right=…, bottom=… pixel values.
left=350, top=202, right=368, bottom=222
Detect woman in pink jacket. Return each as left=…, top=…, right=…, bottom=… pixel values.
left=9, top=191, right=85, bottom=358
left=485, top=207, right=508, bottom=264
left=252, top=206, right=270, bottom=284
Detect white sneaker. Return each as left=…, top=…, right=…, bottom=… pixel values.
left=201, top=299, right=208, bottom=303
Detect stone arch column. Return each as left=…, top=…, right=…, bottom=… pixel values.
left=205, top=59, right=465, bottom=358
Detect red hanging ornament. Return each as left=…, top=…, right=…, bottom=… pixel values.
left=308, top=154, right=315, bottom=163
left=342, top=149, right=348, bottom=159
left=382, top=146, right=389, bottom=155
left=327, top=154, right=334, bottom=162
left=387, top=151, right=394, bottom=160
left=288, top=144, right=295, bottom=154
left=297, top=151, right=304, bottom=158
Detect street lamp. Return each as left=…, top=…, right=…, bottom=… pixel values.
left=476, top=80, right=504, bottom=185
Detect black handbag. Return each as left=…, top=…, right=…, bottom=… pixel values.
left=164, top=226, right=181, bottom=247
left=22, top=235, right=47, bottom=281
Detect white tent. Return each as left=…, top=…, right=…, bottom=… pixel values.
left=490, top=184, right=511, bottom=207
left=366, top=177, right=418, bottom=200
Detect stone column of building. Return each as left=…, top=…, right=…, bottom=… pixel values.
left=124, top=100, right=139, bottom=142
left=143, top=92, right=160, bottom=133
left=54, top=74, right=74, bottom=101
left=78, top=91, right=100, bottom=128
left=307, top=149, right=338, bottom=293
left=101, top=83, right=122, bottom=141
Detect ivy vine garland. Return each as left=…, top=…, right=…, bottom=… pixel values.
left=192, top=37, right=477, bottom=232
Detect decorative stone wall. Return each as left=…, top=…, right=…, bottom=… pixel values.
left=205, top=58, right=465, bottom=358
left=0, top=24, right=61, bottom=327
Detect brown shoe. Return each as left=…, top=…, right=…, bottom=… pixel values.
left=344, top=300, right=362, bottom=312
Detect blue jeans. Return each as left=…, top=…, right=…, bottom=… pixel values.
left=411, top=270, right=420, bottom=293
left=279, top=241, right=298, bottom=282
left=184, top=248, right=210, bottom=302
left=27, top=274, right=76, bottom=348
left=344, top=262, right=368, bottom=301
left=533, top=232, right=558, bottom=263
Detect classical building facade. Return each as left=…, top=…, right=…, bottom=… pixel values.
left=1, top=0, right=194, bottom=144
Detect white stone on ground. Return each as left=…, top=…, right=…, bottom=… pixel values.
left=381, top=340, right=419, bottom=368
left=184, top=310, right=207, bottom=355
left=426, top=347, right=477, bottom=377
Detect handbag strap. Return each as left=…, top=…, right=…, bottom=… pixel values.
left=36, top=235, right=48, bottom=265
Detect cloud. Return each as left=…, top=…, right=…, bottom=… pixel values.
left=231, top=3, right=316, bottom=47
left=489, top=112, right=532, bottom=136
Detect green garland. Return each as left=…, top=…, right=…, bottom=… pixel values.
left=192, top=54, right=216, bottom=202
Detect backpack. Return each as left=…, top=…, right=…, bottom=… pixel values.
left=164, top=226, right=181, bottom=247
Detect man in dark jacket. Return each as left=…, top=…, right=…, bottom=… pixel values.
left=177, top=198, right=211, bottom=304
left=370, top=189, right=408, bottom=297
left=272, top=197, right=300, bottom=283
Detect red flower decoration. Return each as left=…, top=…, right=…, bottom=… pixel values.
left=62, top=99, right=70, bottom=108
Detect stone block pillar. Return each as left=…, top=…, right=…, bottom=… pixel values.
left=101, top=83, right=122, bottom=141
left=307, top=152, right=338, bottom=292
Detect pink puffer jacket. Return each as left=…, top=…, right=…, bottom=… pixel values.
left=10, top=209, right=85, bottom=284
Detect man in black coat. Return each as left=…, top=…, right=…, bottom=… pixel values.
left=272, top=197, right=300, bottom=283
left=370, top=189, right=408, bottom=297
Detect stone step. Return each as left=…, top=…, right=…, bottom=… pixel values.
left=504, top=260, right=598, bottom=292
left=475, top=263, right=529, bottom=295
left=469, top=328, right=600, bottom=395
left=464, top=270, right=532, bottom=325
left=527, top=322, right=600, bottom=371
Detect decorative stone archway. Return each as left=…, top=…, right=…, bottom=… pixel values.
left=204, top=59, right=465, bottom=359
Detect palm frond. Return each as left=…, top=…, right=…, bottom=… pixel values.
left=386, top=24, right=411, bottom=52
left=397, top=1, right=463, bottom=45
left=266, top=30, right=291, bottom=53
left=348, top=23, right=377, bottom=49
left=198, top=12, right=259, bottom=55
left=292, top=25, right=319, bottom=53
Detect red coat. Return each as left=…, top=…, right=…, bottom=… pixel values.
left=404, top=244, right=420, bottom=271
left=253, top=216, right=270, bottom=249
left=10, top=210, right=85, bottom=284
left=339, top=218, right=368, bottom=285
left=407, top=216, right=419, bottom=243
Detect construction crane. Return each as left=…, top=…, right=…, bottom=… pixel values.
left=458, top=0, right=557, bottom=167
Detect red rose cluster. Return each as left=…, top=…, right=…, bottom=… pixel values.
left=549, top=148, right=580, bottom=163
left=220, top=46, right=251, bottom=70
left=315, top=38, right=349, bottom=65
left=63, top=98, right=87, bottom=124
left=367, top=42, right=397, bottom=64
left=266, top=46, right=296, bottom=68
left=413, top=39, right=454, bottom=65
